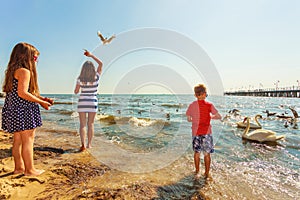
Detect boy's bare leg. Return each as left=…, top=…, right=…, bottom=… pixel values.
left=194, top=152, right=200, bottom=173
left=204, top=153, right=211, bottom=178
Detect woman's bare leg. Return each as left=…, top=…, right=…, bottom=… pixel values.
left=87, top=112, right=96, bottom=148
left=79, top=112, right=87, bottom=150
left=12, top=132, right=25, bottom=174
left=20, top=129, right=44, bottom=176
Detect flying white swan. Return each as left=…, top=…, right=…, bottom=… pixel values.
left=242, top=117, right=285, bottom=142
left=237, top=114, right=262, bottom=129
left=97, top=31, right=116, bottom=45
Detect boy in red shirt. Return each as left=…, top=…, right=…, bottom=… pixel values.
left=186, top=84, right=222, bottom=179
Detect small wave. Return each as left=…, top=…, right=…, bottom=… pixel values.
left=54, top=101, right=73, bottom=105
left=128, top=117, right=168, bottom=127
left=98, top=114, right=117, bottom=124
left=98, top=114, right=170, bottom=127
left=71, top=112, right=79, bottom=118
left=161, top=103, right=185, bottom=108
left=59, top=110, right=75, bottom=115
left=109, top=135, right=121, bottom=144
left=99, top=102, right=119, bottom=106
left=129, top=117, right=154, bottom=127
left=38, top=127, right=78, bottom=135
left=129, top=98, right=142, bottom=102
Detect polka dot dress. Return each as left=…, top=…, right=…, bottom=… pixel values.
left=1, top=78, right=42, bottom=133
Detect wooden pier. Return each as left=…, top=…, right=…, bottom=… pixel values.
left=224, top=86, right=300, bottom=98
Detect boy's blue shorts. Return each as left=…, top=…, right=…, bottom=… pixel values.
left=192, top=134, right=214, bottom=153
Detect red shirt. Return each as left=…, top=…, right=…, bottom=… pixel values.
left=186, top=100, right=218, bottom=136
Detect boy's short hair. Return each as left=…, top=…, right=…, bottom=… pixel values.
left=194, top=84, right=207, bottom=96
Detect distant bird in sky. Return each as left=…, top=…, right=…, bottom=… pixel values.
left=97, top=31, right=116, bottom=45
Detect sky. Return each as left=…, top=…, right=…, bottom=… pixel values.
left=0, top=0, right=300, bottom=95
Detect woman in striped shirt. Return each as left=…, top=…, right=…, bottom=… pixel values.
left=74, top=50, right=103, bottom=151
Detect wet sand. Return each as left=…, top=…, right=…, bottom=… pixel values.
left=0, top=130, right=212, bottom=200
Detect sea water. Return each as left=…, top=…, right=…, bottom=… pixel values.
left=1, top=94, right=299, bottom=199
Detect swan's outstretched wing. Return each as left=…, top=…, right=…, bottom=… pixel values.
left=97, top=31, right=105, bottom=41
left=106, top=35, right=116, bottom=43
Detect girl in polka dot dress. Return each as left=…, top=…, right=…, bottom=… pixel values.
left=1, top=42, right=54, bottom=176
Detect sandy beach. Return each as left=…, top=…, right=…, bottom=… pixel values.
left=0, top=129, right=221, bottom=200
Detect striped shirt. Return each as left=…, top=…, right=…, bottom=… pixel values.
left=77, top=72, right=100, bottom=113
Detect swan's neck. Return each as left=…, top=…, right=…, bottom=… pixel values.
left=254, top=115, right=261, bottom=126
left=242, top=118, right=250, bottom=137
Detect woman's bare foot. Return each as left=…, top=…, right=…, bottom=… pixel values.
left=80, top=146, right=86, bottom=152
left=24, top=169, right=45, bottom=176
left=13, top=169, right=25, bottom=174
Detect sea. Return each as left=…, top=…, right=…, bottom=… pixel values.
left=1, top=94, right=299, bottom=199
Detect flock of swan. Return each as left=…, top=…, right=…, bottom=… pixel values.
left=223, top=107, right=298, bottom=143
left=242, top=115, right=285, bottom=142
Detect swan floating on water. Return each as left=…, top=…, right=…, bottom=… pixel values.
left=237, top=114, right=262, bottom=129
left=242, top=117, right=285, bottom=143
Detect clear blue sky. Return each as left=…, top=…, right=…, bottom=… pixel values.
left=1, top=0, right=299, bottom=94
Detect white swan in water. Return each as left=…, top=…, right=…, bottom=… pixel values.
left=237, top=114, right=262, bottom=129
left=242, top=117, right=285, bottom=142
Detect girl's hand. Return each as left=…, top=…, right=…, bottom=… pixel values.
left=40, top=101, right=52, bottom=110
left=40, top=96, right=54, bottom=105
left=83, top=49, right=92, bottom=57
left=44, top=97, right=54, bottom=105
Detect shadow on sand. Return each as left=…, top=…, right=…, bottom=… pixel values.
left=155, top=174, right=208, bottom=200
